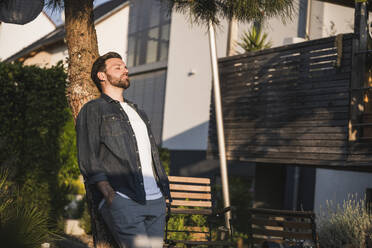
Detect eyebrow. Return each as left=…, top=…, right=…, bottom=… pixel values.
left=111, top=63, right=123, bottom=67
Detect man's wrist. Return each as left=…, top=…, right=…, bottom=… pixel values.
left=97, top=181, right=115, bottom=198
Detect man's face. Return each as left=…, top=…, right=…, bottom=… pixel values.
left=103, top=58, right=130, bottom=89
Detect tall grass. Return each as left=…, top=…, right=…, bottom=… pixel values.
left=317, top=194, right=372, bottom=248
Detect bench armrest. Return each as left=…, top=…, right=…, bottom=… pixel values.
left=215, top=206, right=231, bottom=217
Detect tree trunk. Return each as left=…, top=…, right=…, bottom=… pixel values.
left=64, top=1, right=115, bottom=247
left=64, top=0, right=100, bottom=120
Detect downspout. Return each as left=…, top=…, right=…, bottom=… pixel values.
left=305, top=0, right=312, bottom=40
left=208, top=20, right=232, bottom=231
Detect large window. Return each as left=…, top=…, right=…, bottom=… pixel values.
left=127, top=0, right=171, bottom=67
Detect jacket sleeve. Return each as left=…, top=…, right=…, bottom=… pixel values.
left=76, top=103, right=108, bottom=185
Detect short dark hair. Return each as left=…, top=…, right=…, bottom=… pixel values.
left=91, top=52, right=122, bottom=92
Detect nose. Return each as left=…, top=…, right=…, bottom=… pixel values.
left=124, top=66, right=128, bottom=73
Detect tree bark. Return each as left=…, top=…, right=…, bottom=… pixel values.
left=64, top=1, right=115, bottom=247
left=64, top=0, right=100, bottom=120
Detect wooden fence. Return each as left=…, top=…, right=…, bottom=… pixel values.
left=208, top=33, right=372, bottom=167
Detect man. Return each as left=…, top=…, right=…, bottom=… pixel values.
left=76, top=52, right=171, bottom=248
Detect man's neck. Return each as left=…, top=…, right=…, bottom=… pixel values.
left=102, top=88, right=124, bottom=102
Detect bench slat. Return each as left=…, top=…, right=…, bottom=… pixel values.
left=168, top=176, right=210, bottom=184
left=249, top=208, right=315, bottom=218
left=170, top=240, right=235, bottom=246
left=168, top=208, right=212, bottom=215
left=170, top=184, right=211, bottom=192
left=252, top=227, right=314, bottom=240
left=171, top=200, right=212, bottom=207
left=251, top=218, right=313, bottom=229
left=250, top=237, right=297, bottom=246
left=170, top=192, right=211, bottom=200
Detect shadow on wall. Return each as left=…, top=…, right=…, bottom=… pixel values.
left=162, top=121, right=209, bottom=150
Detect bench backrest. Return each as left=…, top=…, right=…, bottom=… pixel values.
left=248, top=208, right=319, bottom=248
left=167, top=176, right=212, bottom=215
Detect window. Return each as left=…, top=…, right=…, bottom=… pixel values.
left=127, top=0, right=171, bottom=67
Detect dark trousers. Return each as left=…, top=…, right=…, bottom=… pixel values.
left=100, top=194, right=166, bottom=248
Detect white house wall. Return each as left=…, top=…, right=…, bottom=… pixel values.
left=264, top=0, right=301, bottom=47
left=313, top=169, right=372, bottom=213
left=95, top=5, right=129, bottom=61
left=24, top=45, right=68, bottom=68
left=0, top=12, right=55, bottom=61
left=49, top=45, right=69, bottom=66
left=162, top=12, right=228, bottom=150
left=310, top=1, right=354, bottom=40
left=23, top=5, right=129, bottom=69
left=322, top=2, right=354, bottom=36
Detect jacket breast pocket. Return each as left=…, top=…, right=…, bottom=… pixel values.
left=101, top=114, right=126, bottom=136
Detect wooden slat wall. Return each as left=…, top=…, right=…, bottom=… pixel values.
left=207, top=34, right=372, bottom=166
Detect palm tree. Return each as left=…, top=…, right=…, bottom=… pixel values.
left=237, top=25, right=272, bottom=53
left=46, top=0, right=100, bottom=120
left=45, top=1, right=111, bottom=247
left=161, top=0, right=294, bottom=230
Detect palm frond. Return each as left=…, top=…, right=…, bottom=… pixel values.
left=161, top=0, right=294, bottom=26
left=44, top=0, right=64, bottom=12
left=237, top=25, right=272, bottom=53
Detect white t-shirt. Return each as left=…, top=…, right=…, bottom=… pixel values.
left=99, top=101, right=162, bottom=209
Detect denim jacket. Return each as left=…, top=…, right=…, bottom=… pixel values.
left=76, top=93, right=171, bottom=206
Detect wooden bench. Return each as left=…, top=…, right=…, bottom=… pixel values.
left=164, top=176, right=235, bottom=247
left=247, top=208, right=319, bottom=248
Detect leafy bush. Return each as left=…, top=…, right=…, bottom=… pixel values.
left=79, top=198, right=92, bottom=235
left=0, top=61, right=79, bottom=230
left=237, top=25, right=272, bottom=52
left=166, top=211, right=208, bottom=241
left=159, top=147, right=170, bottom=175
left=317, top=194, right=372, bottom=248
left=0, top=169, right=57, bottom=248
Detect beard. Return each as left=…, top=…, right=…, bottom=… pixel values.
left=107, top=74, right=130, bottom=89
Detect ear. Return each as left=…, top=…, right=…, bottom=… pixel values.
left=97, top=71, right=106, bottom=81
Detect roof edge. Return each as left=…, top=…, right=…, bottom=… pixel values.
left=95, top=1, right=129, bottom=26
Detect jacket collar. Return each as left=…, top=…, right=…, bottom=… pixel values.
left=101, top=93, right=136, bottom=107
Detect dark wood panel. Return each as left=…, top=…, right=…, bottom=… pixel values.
left=228, top=157, right=347, bottom=166
left=228, top=151, right=347, bottom=161
left=222, top=132, right=347, bottom=140
left=222, top=113, right=349, bottom=123
left=209, top=34, right=371, bottom=167
left=224, top=139, right=346, bottom=147
left=225, top=145, right=346, bottom=154
left=223, top=119, right=348, bottom=128
left=251, top=228, right=313, bottom=240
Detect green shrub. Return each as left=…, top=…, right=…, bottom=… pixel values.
left=317, top=194, right=372, bottom=248
left=237, top=25, right=272, bottom=53
left=159, top=147, right=170, bottom=175
left=79, top=199, right=92, bottom=235
left=166, top=210, right=208, bottom=241
left=0, top=169, right=57, bottom=248
left=0, top=61, right=79, bottom=230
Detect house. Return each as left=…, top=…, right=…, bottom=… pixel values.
left=3, top=0, right=372, bottom=214
left=0, top=11, right=55, bottom=62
